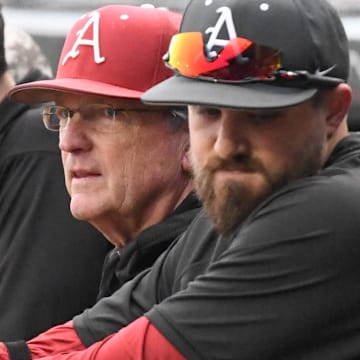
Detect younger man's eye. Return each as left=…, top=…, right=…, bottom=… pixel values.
left=195, top=106, right=222, bottom=118
left=250, top=110, right=282, bottom=123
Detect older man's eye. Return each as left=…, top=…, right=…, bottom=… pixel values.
left=100, top=107, right=114, bottom=118
left=56, top=107, right=70, bottom=119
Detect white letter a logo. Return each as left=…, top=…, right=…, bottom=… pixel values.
left=205, top=7, right=237, bottom=57
left=62, top=11, right=105, bottom=66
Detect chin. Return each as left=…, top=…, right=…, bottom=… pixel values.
left=70, top=207, right=91, bottom=221
left=69, top=196, right=97, bottom=221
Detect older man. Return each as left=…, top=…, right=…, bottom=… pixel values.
left=0, top=5, right=111, bottom=341
left=1, top=3, right=199, bottom=352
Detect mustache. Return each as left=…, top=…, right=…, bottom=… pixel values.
left=200, top=154, right=265, bottom=175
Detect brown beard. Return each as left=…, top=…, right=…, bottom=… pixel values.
left=192, top=142, right=323, bottom=237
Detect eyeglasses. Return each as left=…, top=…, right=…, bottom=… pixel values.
left=41, top=104, right=165, bottom=133
left=163, top=32, right=343, bottom=87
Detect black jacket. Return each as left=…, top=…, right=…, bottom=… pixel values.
left=0, top=69, right=111, bottom=341
left=96, top=193, right=201, bottom=300
left=75, top=134, right=360, bottom=359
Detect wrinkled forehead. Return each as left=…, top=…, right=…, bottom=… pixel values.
left=53, top=92, right=150, bottom=108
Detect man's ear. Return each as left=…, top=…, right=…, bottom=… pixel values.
left=181, top=146, right=192, bottom=175
left=325, top=83, right=352, bottom=139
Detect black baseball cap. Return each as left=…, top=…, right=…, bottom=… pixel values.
left=142, top=0, right=349, bottom=109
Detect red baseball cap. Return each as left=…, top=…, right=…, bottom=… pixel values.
left=8, top=5, right=181, bottom=104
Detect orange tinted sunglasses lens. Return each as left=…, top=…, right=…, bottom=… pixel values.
left=165, top=32, right=283, bottom=82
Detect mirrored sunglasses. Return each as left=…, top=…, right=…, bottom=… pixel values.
left=164, top=32, right=343, bottom=87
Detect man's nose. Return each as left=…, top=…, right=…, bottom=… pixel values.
left=213, top=114, right=250, bottom=160
left=59, top=116, right=92, bottom=153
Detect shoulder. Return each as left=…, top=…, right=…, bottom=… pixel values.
left=229, top=163, right=360, bottom=264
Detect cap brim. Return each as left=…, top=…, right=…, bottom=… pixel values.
left=8, top=78, right=144, bottom=104
left=142, top=75, right=318, bottom=109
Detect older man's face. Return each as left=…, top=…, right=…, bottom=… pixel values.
left=189, top=101, right=327, bottom=236
left=57, top=94, right=189, bottom=245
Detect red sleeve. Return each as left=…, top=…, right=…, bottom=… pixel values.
left=0, top=321, right=84, bottom=360
left=28, top=321, right=85, bottom=358
left=0, top=343, right=9, bottom=360
left=38, top=317, right=185, bottom=360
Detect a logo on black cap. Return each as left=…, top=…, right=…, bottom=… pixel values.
left=205, top=7, right=237, bottom=59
